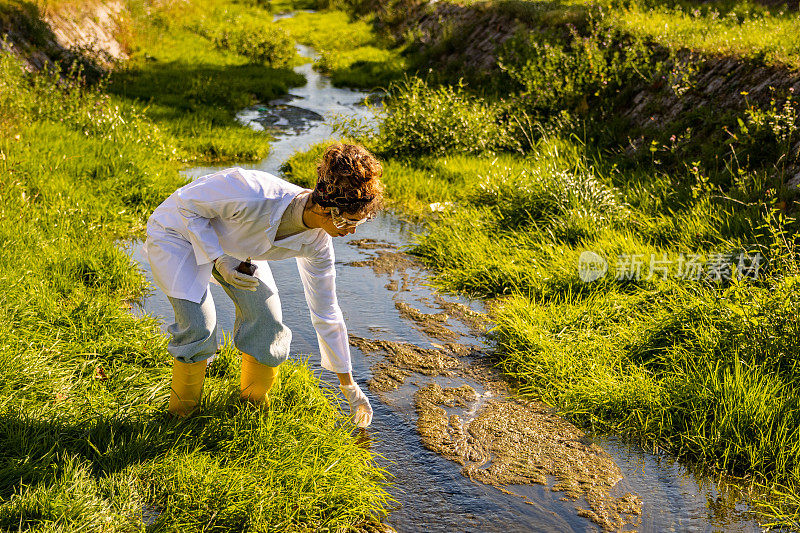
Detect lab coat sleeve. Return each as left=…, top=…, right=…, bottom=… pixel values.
left=296, top=236, right=352, bottom=374
left=174, top=179, right=250, bottom=265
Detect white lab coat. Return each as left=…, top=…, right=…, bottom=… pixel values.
left=143, top=167, right=352, bottom=374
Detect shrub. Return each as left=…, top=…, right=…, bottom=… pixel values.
left=497, top=20, right=655, bottom=118
left=195, top=14, right=296, bottom=67
left=469, top=163, right=627, bottom=232
left=213, top=24, right=295, bottom=67
left=374, top=77, right=514, bottom=157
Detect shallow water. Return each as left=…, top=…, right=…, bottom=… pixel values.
left=125, top=35, right=763, bottom=533
left=182, top=43, right=375, bottom=181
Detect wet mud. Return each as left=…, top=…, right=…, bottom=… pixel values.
left=349, top=336, right=461, bottom=392
left=346, top=248, right=420, bottom=276
left=432, top=295, right=491, bottom=336
left=394, top=301, right=458, bottom=341
left=352, top=323, right=642, bottom=531
left=250, top=101, right=324, bottom=131
left=349, top=238, right=398, bottom=250
left=346, top=240, right=420, bottom=292
left=415, top=384, right=642, bottom=532
left=346, top=250, right=419, bottom=275
left=350, top=312, right=642, bottom=533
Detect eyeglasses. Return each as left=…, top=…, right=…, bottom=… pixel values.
left=330, top=207, right=373, bottom=229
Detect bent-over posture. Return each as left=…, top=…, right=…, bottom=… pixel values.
left=144, top=143, right=383, bottom=426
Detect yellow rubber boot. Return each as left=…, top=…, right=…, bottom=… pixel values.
left=241, top=353, right=279, bottom=405
left=168, top=359, right=207, bottom=417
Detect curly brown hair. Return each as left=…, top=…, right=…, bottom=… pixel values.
left=311, top=143, right=384, bottom=216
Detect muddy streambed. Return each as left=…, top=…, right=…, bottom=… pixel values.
left=125, top=35, right=762, bottom=532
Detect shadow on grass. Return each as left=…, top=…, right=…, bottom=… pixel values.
left=107, top=60, right=305, bottom=160
left=108, top=61, right=304, bottom=115
left=331, top=59, right=405, bottom=89
left=0, top=404, right=233, bottom=498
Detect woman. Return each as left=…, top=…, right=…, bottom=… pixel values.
left=143, top=143, right=382, bottom=427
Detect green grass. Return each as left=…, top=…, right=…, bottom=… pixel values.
left=108, top=0, right=304, bottom=163
left=0, top=10, right=390, bottom=529
left=604, top=0, right=800, bottom=67
left=395, top=144, right=800, bottom=524
left=449, top=0, right=800, bottom=68
left=491, top=270, right=800, bottom=469
left=276, top=10, right=407, bottom=89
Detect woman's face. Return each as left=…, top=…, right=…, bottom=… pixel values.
left=319, top=209, right=371, bottom=238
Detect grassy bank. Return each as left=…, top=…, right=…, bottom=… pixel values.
left=0, top=1, right=390, bottom=529
left=358, top=0, right=800, bottom=68
left=283, top=0, right=800, bottom=524
left=347, top=0, right=800, bottom=182
left=599, top=0, right=800, bottom=68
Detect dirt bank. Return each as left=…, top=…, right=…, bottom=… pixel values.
left=0, top=0, right=128, bottom=73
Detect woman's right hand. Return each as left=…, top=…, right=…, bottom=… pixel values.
left=214, top=255, right=259, bottom=291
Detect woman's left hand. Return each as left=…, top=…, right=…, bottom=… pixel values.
left=340, top=383, right=373, bottom=428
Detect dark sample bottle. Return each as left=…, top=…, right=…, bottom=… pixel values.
left=236, top=257, right=257, bottom=276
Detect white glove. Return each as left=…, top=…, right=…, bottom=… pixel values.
left=340, top=383, right=373, bottom=428
left=214, top=255, right=259, bottom=291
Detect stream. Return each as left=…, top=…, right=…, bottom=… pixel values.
left=125, top=37, right=763, bottom=533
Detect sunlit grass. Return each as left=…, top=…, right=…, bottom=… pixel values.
left=493, top=0, right=800, bottom=66
left=108, top=0, right=304, bottom=163
left=492, top=272, right=800, bottom=475
left=277, top=10, right=407, bottom=88
left=608, top=3, right=800, bottom=66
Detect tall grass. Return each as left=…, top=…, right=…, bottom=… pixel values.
left=373, top=77, right=515, bottom=157
left=403, top=146, right=800, bottom=524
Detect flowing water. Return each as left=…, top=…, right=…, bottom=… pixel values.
left=125, top=38, right=763, bottom=532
